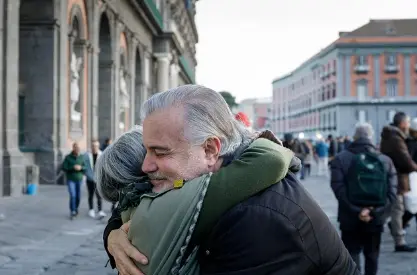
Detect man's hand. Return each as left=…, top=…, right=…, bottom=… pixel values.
left=73, top=164, right=82, bottom=171
left=108, top=221, right=148, bottom=275
left=359, top=208, right=372, bottom=223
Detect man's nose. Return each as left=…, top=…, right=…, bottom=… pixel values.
left=142, top=153, right=157, bottom=173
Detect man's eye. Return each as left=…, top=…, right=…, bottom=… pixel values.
left=154, top=150, right=168, bottom=156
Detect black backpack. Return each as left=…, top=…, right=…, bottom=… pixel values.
left=346, top=151, right=387, bottom=207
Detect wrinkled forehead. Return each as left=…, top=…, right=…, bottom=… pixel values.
left=143, top=106, right=187, bottom=147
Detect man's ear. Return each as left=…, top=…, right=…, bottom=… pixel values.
left=203, top=137, right=221, bottom=165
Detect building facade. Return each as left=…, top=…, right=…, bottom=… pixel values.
left=271, top=19, right=417, bottom=142
left=236, top=98, right=257, bottom=127
left=0, top=0, right=199, bottom=197
left=236, top=98, right=272, bottom=130
left=252, top=98, right=272, bottom=131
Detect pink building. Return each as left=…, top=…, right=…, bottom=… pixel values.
left=252, top=98, right=271, bottom=130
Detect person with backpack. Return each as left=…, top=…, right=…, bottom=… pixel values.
left=330, top=122, right=397, bottom=275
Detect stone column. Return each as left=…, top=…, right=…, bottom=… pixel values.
left=1, top=0, right=25, bottom=196
left=113, top=20, right=123, bottom=137
left=0, top=0, right=4, bottom=196
left=143, top=51, right=151, bottom=103
left=169, top=62, right=179, bottom=89
left=156, top=54, right=171, bottom=93
left=128, top=37, right=139, bottom=125
left=87, top=0, right=100, bottom=141
left=98, top=59, right=115, bottom=140
left=87, top=43, right=99, bottom=140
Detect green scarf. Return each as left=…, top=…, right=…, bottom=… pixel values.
left=123, top=174, right=210, bottom=275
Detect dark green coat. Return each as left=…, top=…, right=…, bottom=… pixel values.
left=62, top=153, right=86, bottom=182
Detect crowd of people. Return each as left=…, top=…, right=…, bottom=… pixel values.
left=283, top=112, right=417, bottom=275
left=282, top=133, right=352, bottom=179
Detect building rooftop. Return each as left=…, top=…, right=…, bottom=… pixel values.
left=340, top=19, right=417, bottom=37
left=272, top=18, right=417, bottom=84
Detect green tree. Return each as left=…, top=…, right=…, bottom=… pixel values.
left=219, top=91, right=238, bottom=109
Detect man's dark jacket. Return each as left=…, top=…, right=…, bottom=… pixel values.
left=103, top=162, right=359, bottom=274
left=380, top=125, right=417, bottom=194
left=330, top=138, right=397, bottom=232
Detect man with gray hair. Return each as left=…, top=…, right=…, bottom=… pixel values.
left=103, top=85, right=359, bottom=275
left=330, top=122, right=397, bottom=275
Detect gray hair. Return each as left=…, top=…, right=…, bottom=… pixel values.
left=141, top=85, right=252, bottom=157
left=353, top=122, right=374, bottom=141
left=95, top=126, right=146, bottom=202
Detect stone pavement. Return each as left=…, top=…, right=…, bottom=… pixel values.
left=303, top=175, right=417, bottom=275
left=1, top=177, right=417, bottom=275
left=0, top=185, right=117, bottom=275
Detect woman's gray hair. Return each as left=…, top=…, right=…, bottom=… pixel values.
left=353, top=122, right=374, bottom=141
left=95, top=126, right=146, bottom=203
left=141, top=85, right=252, bottom=157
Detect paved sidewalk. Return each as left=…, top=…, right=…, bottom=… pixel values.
left=0, top=185, right=116, bottom=275
left=303, top=175, right=417, bottom=275
left=2, top=177, right=417, bottom=274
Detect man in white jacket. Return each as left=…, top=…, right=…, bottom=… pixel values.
left=84, top=139, right=106, bottom=218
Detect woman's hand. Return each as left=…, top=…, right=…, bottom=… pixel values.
left=108, top=221, right=148, bottom=275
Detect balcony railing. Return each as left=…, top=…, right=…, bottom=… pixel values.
left=384, top=64, right=398, bottom=73
left=354, top=64, right=369, bottom=73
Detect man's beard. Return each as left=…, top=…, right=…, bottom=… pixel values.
left=148, top=172, right=172, bottom=192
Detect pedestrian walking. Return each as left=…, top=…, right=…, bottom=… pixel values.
left=302, top=139, right=314, bottom=178
left=330, top=122, right=396, bottom=275
left=283, top=133, right=306, bottom=179
left=62, top=142, right=86, bottom=219
left=100, top=137, right=117, bottom=211
left=315, top=137, right=329, bottom=177
left=380, top=112, right=417, bottom=252
left=327, top=134, right=338, bottom=163
left=84, top=139, right=106, bottom=219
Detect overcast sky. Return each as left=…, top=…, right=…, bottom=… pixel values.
left=195, top=0, right=417, bottom=102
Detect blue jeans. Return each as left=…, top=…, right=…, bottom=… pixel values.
left=67, top=180, right=82, bottom=213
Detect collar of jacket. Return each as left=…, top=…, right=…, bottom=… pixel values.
left=386, top=124, right=407, bottom=140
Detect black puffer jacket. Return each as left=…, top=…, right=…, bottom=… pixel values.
left=104, top=159, right=359, bottom=275
left=197, top=161, right=359, bottom=275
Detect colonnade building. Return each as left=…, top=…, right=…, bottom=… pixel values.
left=0, top=0, right=199, bottom=196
